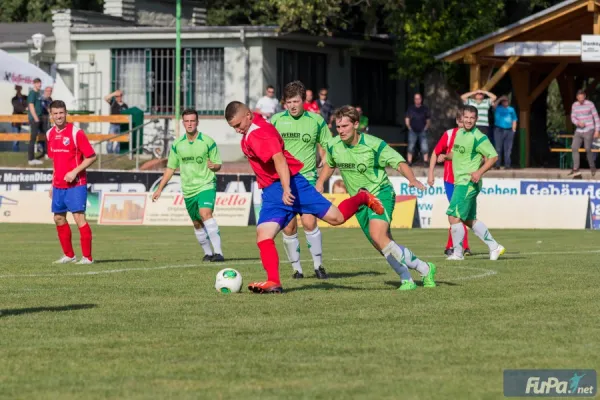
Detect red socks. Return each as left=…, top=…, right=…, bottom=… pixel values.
left=446, top=224, right=470, bottom=249
left=257, top=239, right=280, bottom=284
left=79, top=224, right=93, bottom=260
left=338, top=191, right=369, bottom=221
left=56, top=224, right=75, bottom=258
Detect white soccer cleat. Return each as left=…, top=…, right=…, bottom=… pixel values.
left=76, top=257, right=94, bottom=265
left=490, top=245, right=506, bottom=261
left=446, top=254, right=464, bottom=261
left=53, top=255, right=77, bottom=264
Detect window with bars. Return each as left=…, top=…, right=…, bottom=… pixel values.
left=351, top=57, right=397, bottom=125
left=111, top=48, right=225, bottom=115
left=276, top=49, right=328, bottom=98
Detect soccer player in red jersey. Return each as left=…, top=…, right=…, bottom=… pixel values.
left=47, top=100, right=97, bottom=264
left=427, top=109, right=471, bottom=256
left=225, top=101, right=383, bottom=293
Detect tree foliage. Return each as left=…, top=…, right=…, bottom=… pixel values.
left=0, top=0, right=103, bottom=23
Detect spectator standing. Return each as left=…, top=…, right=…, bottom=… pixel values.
left=405, top=93, right=431, bottom=165
left=355, top=105, right=369, bottom=133
left=10, top=85, right=27, bottom=152
left=570, top=89, right=600, bottom=177
left=461, top=89, right=497, bottom=141
left=38, top=86, right=53, bottom=157
left=27, top=78, right=43, bottom=165
left=493, top=95, right=518, bottom=169
left=303, top=89, right=320, bottom=113
left=316, top=88, right=334, bottom=127
left=254, top=85, right=280, bottom=121
left=104, top=89, right=129, bottom=154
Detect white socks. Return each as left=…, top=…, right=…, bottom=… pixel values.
left=472, top=220, right=499, bottom=251
left=382, top=242, right=413, bottom=282
left=450, top=223, right=465, bottom=257
left=282, top=233, right=302, bottom=273
left=203, top=218, right=223, bottom=255
left=304, top=228, right=323, bottom=269
left=394, top=243, right=430, bottom=276
left=194, top=227, right=213, bottom=256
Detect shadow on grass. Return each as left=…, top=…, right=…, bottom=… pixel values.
left=222, top=257, right=260, bottom=262
left=285, top=282, right=365, bottom=293
left=326, top=271, right=385, bottom=279
left=94, top=259, right=148, bottom=264
left=0, top=304, right=97, bottom=318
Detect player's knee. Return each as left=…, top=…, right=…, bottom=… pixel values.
left=199, top=209, right=213, bottom=221
left=54, top=213, right=67, bottom=225
left=282, top=219, right=298, bottom=236
left=73, top=212, right=87, bottom=227
left=301, top=216, right=317, bottom=231
left=192, top=220, right=203, bottom=230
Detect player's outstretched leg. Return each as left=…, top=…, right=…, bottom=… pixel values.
left=468, top=220, right=505, bottom=260
left=282, top=218, right=304, bottom=278
left=53, top=213, right=76, bottom=264
left=248, top=222, right=284, bottom=294
left=301, top=214, right=327, bottom=279
left=193, top=225, right=214, bottom=262
left=321, top=188, right=383, bottom=226
left=385, top=242, right=436, bottom=288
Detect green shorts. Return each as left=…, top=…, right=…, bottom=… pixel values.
left=184, top=189, right=216, bottom=221
left=446, top=182, right=480, bottom=221
left=355, top=187, right=395, bottom=244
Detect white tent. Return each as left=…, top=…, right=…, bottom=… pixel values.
left=0, top=49, right=53, bottom=89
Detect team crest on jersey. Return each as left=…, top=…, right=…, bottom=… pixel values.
left=62, top=137, right=70, bottom=146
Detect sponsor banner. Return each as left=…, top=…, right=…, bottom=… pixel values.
left=299, top=193, right=416, bottom=229
left=98, top=192, right=252, bottom=227
left=0, top=191, right=75, bottom=224
left=329, top=176, right=519, bottom=228
left=430, top=195, right=589, bottom=229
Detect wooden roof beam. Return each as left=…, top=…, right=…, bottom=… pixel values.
left=482, top=56, right=520, bottom=91
left=528, top=61, right=568, bottom=103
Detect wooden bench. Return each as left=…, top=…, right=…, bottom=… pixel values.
left=388, top=142, right=408, bottom=148
left=550, top=148, right=600, bottom=152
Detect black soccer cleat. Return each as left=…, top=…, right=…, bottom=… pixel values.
left=202, top=254, right=213, bottom=262
left=292, top=271, right=304, bottom=279
left=444, top=248, right=453, bottom=256
left=210, top=254, right=225, bottom=262
left=314, top=266, right=328, bottom=280
left=464, top=248, right=472, bottom=256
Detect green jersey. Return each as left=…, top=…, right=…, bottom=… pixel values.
left=326, top=133, right=405, bottom=196
left=167, top=132, right=222, bottom=198
left=451, top=127, right=497, bottom=185
left=271, top=110, right=332, bottom=182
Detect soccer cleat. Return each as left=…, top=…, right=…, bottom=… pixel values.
left=53, top=255, right=77, bottom=264
left=422, top=262, right=437, bottom=288
left=76, top=257, right=94, bottom=265
left=359, top=188, right=384, bottom=215
left=202, top=254, right=213, bottom=262
left=248, top=281, right=283, bottom=294
left=464, top=248, right=472, bottom=256
left=398, top=280, right=417, bottom=291
left=314, top=266, right=328, bottom=279
left=490, top=245, right=506, bottom=261
left=444, top=248, right=453, bottom=256
left=292, top=271, right=304, bottom=279
left=210, top=254, right=225, bottom=262
left=446, top=254, right=464, bottom=261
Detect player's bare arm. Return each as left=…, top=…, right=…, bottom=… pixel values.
left=272, top=152, right=295, bottom=205
left=471, top=155, right=498, bottom=184
left=64, top=154, right=97, bottom=183
left=427, top=154, right=439, bottom=187
left=152, top=168, right=176, bottom=201
left=316, top=164, right=335, bottom=193
left=398, top=162, right=425, bottom=190
left=317, top=144, right=326, bottom=168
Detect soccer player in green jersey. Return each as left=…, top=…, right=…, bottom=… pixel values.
left=271, top=81, right=333, bottom=279
left=152, top=109, right=225, bottom=262
left=446, top=105, right=505, bottom=261
left=316, top=106, right=437, bottom=291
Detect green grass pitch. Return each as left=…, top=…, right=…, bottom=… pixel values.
left=1, top=224, right=599, bottom=399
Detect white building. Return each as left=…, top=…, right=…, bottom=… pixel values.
left=0, top=0, right=409, bottom=161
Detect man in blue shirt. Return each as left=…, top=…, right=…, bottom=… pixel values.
left=493, top=95, right=518, bottom=169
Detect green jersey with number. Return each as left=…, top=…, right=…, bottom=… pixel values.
left=167, top=132, right=222, bottom=198
left=326, top=133, right=406, bottom=196
left=271, top=110, right=332, bottom=182
left=451, top=127, right=497, bottom=185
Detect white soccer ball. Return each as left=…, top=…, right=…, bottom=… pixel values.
left=215, top=268, right=243, bottom=293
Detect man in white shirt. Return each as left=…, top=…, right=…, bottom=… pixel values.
left=254, top=85, right=280, bottom=121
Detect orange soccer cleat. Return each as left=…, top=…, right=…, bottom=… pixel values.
left=359, top=188, right=384, bottom=215
left=247, top=281, right=283, bottom=294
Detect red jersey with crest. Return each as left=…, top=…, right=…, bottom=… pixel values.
left=241, top=113, right=303, bottom=189
left=47, top=123, right=96, bottom=189
left=433, top=127, right=459, bottom=184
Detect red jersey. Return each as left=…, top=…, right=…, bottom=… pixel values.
left=433, top=127, right=459, bottom=184
left=241, top=113, right=304, bottom=189
left=303, top=101, right=320, bottom=113
left=47, top=123, right=96, bottom=189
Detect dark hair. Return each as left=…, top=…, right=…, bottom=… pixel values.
left=333, top=105, right=360, bottom=124
left=266, top=85, right=274, bottom=91
left=33, top=78, right=41, bottom=84
left=283, top=80, right=306, bottom=101
left=577, top=89, right=586, bottom=96
left=181, top=108, right=198, bottom=119
left=49, top=100, right=67, bottom=111
left=225, top=101, right=248, bottom=121
left=455, top=107, right=464, bottom=120
left=463, top=105, right=478, bottom=118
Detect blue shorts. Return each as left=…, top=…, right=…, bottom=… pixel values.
left=258, top=174, right=332, bottom=229
left=444, top=181, right=454, bottom=202
left=51, top=185, right=88, bottom=214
